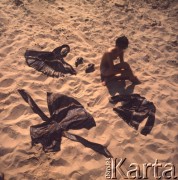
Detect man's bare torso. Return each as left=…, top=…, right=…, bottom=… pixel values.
left=100, top=47, right=124, bottom=74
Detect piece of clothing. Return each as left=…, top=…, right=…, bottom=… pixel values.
left=24, top=45, right=76, bottom=78
left=85, top=63, right=95, bottom=73
left=18, top=90, right=112, bottom=157
left=75, top=57, right=84, bottom=67
left=110, top=94, right=156, bottom=136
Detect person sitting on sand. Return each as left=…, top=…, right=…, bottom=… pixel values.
left=100, top=36, right=141, bottom=86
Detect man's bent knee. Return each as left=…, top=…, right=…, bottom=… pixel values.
left=120, top=62, right=130, bottom=70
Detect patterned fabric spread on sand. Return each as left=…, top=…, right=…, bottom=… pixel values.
left=18, top=90, right=112, bottom=157
left=111, top=94, right=156, bottom=136
left=24, top=45, right=76, bottom=78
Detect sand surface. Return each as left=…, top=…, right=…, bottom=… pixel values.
left=0, top=0, right=178, bottom=179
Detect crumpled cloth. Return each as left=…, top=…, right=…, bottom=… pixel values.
left=110, top=94, right=156, bottom=136
left=18, top=90, right=112, bottom=157
left=24, top=45, right=76, bottom=77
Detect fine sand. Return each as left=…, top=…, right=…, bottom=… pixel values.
left=0, top=0, right=177, bottom=179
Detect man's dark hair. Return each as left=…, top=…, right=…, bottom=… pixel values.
left=116, top=36, right=129, bottom=49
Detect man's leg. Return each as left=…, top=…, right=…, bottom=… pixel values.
left=100, top=62, right=140, bottom=85
left=114, top=62, right=141, bottom=84
left=101, top=70, right=127, bottom=86
left=101, top=63, right=130, bottom=85
left=101, top=63, right=126, bottom=79
left=100, top=67, right=117, bottom=85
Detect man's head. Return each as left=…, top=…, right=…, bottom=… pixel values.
left=115, top=36, right=129, bottom=50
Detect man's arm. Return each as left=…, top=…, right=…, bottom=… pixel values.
left=119, top=51, right=124, bottom=63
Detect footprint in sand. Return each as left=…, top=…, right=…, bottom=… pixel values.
left=4, top=104, right=27, bottom=120
left=16, top=120, right=31, bottom=129
left=50, top=158, right=69, bottom=166
left=0, top=78, right=15, bottom=88
left=70, top=80, right=86, bottom=98
left=94, top=120, right=108, bottom=136
left=166, top=60, right=178, bottom=67
left=124, top=146, right=135, bottom=154
left=2, top=126, right=19, bottom=139
left=174, top=135, right=178, bottom=143
left=83, top=155, right=93, bottom=161
left=11, top=156, right=39, bottom=168
left=0, top=92, right=9, bottom=101
left=172, top=154, right=178, bottom=164
left=171, top=74, right=178, bottom=84
left=0, top=147, right=14, bottom=156
left=166, top=99, right=178, bottom=108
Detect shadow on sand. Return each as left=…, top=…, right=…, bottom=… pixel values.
left=106, top=79, right=136, bottom=96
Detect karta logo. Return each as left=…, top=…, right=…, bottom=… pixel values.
left=105, top=158, right=177, bottom=179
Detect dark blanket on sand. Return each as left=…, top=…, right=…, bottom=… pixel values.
left=110, top=94, right=156, bottom=136
left=24, top=45, right=76, bottom=78
left=18, top=90, right=112, bottom=157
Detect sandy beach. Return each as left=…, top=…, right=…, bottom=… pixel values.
left=0, top=0, right=177, bottom=179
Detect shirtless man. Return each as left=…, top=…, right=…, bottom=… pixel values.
left=100, top=36, right=140, bottom=85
